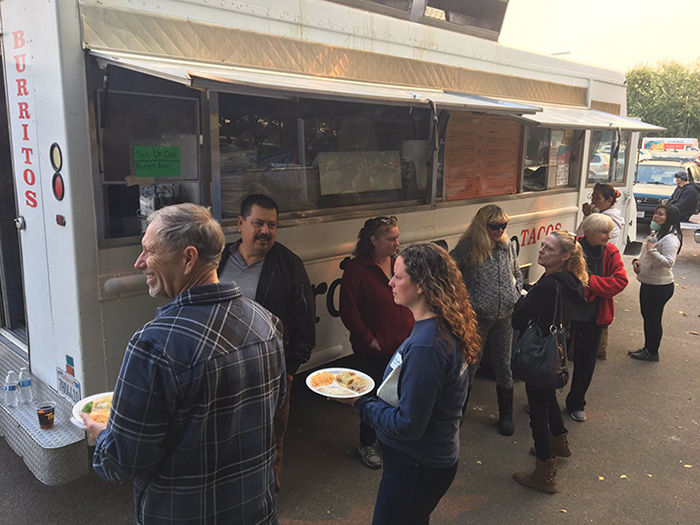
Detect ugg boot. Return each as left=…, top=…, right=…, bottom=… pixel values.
left=513, top=457, right=557, bottom=494
left=597, top=327, right=608, bottom=360
left=496, top=386, right=514, bottom=436
left=550, top=432, right=572, bottom=457
left=529, top=432, right=572, bottom=458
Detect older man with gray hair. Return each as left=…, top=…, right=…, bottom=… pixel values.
left=82, top=203, right=285, bottom=525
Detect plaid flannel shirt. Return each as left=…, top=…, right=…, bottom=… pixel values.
left=92, top=283, right=286, bottom=524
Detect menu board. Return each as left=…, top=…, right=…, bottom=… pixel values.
left=444, top=113, right=520, bottom=200
left=549, top=129, right=574, bottom=187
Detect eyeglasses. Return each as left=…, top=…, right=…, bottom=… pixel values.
left=487, top=222, right=508, bottom=231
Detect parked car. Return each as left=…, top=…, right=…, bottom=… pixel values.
left=588, top=152, right=610, bottom=181
left=633, top=159, right=700, bottom=222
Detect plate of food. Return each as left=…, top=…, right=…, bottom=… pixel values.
left=306, top=368, right=375, bottom=398
left=71, top=391, right=113, bottom=430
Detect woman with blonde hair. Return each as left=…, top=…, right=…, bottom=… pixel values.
left=451, top=205, right=522, bottom=435
left=512, top=231, right=588, bottom=493
left=342, top=243, right=480, bottom=524
left=566, top=214, right=627, bottom=422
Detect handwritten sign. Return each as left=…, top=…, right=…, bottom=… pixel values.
left=133, top=145, right=181, bottom=178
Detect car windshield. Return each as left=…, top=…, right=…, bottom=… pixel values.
left=636, top=165, right=680, bottom=185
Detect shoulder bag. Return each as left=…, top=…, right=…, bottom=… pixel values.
left=512, top=281, right=569, bottom=389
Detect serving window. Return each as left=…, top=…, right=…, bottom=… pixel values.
left=96, top=83, right=202, bottom=240
left=522, top=126, right=583, bottom=192
left=217, top=93, right=432, bottom=218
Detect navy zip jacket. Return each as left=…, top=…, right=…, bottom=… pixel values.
left=354, top=318, right=469, bottom=468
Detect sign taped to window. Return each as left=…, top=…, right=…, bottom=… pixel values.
left=133, top=144, right=181, bottom=178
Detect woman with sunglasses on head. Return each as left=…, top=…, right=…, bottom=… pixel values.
left=342, top=243, right=480, bottom=524
left=340, top=216, right=415, bottom=469
left=565, top=214, right=628, bottom=423
left=512, top=232, right=587, bottom=494
left=629, top=204, right=682, bottom=362
left=450, top=205, right=523, bottom=435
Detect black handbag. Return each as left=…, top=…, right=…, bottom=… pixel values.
left=512, top=282, right=569, bottom=389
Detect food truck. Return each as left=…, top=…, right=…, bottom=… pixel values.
left=0, top=0, right=662, bottom=484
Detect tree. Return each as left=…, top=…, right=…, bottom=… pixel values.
left=626, top=62, right=700, bottom=140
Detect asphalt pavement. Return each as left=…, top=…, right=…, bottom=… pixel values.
left=1, top=229, right=698, bottom=525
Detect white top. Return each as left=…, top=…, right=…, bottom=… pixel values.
left=576, top=206, right=625, bottom=251
left=636, top=232, right=680, bottom=285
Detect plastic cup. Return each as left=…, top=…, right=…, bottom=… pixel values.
left=37, top=403, right=56, bottom=429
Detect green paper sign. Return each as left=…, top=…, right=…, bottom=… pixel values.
left=133, top=145, right=181, bottom=178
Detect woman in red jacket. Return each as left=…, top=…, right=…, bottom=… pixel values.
left=340, top=216, right=415, bottom=469
left=566, top=214, right=628, bottom=422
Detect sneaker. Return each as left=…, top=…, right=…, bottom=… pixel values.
left=628, top=348, right=646, bottom=356
left=569, top=410, right=587, bottom=422
left=629, top=348, right=659, bottom=362
left=358, top=446, right=382, bottom=469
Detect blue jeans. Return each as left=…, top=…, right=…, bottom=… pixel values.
left=372, top=443, right=458, bottom=525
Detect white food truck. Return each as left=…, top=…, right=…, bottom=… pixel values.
left=0, top=0, right=661, bottom=484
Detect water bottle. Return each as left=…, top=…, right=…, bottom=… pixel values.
left=19, top=367, right=33, bottom=404
left=3, top=370, right=19, bottom=408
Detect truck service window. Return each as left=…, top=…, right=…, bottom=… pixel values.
left=218, top=93, right=431, bottom=218
left=99, top=92, right=200, bottom=239
left=522, top=126, right=582, bottom=192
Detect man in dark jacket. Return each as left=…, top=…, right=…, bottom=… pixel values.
left=218, top=194, right=315, bottom=492
left=667, top=170, right=700, bottom=222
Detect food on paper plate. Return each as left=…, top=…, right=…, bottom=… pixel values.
left=82, top=394, right=113, bottom=424
left=309, top=371, right=335, bottom=387
left=317, top=384, right=355, bottom=396
left=346, top=375, right=370, bottom=393
left=335, top=370, right=357, bottom=387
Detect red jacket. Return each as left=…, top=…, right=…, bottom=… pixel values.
left=339, top=256, right=414, bottom=356
left=583, top=242, right=628, bottom=326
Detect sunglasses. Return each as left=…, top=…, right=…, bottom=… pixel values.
left=366, top=215, right=398, bottom=233
left=487, top=222, right=508, bottom=231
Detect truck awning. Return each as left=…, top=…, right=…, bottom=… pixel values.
left=89, top=51, right=540, bottom=114
left=517, top=105, right=664, bottom=131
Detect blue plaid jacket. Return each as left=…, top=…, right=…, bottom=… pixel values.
left=92, top=283, right=286, bottom=524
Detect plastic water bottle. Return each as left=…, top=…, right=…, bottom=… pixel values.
left=18, top=367, right=33, bottom=404
left=3, top=370, right=19, bottom=408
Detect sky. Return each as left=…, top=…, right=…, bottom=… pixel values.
left=499, top=0, right=700, bottom=73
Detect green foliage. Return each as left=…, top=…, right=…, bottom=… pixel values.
left=626, top=62, right=700, bottom=140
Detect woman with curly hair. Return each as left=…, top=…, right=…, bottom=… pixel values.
left=341, top=243, right=480, bottom=525
left=450, top=205, right=522, bottom=435
left=512, top=231, right=588, bottom=494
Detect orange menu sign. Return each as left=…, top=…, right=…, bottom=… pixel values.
left=444, top=112, right=520, bottom=200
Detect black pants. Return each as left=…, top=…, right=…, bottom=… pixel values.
left=372, top=443, right=458, bottom=525
left=350, top=353, right=392, bottom=446
left=640, top=283, right=674, bottom=355
left=526, top=384, right=567, bottom=461
left=566, top=321, right=603, bottom=412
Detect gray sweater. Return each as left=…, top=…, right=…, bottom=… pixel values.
left=450, top=239, right=523, bottom=320
left=636, top=232, right=680, bottom=285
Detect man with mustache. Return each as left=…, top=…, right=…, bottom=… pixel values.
left=218, top=194, right=315, bottom=492
left=82, top=203, right=285, bottom=524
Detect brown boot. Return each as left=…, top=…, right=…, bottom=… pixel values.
left=514, top=457, right=557, bottom=494
left=529, top=432, right=572, bottom=458
left=550, top=432, right=572, bottom=457
left=597, top=327, right=608, bottom=360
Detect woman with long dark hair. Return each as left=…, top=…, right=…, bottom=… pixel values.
left=450, top=205, right=522, bottom=435
left=340, top=216, right=415, bottom=469
left=512, top=232, right=588, bottom=494
left=342, top=243, right=480, bottom=524
left=629, top=204, right=682, bottom=362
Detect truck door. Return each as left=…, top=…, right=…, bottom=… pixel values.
left=0, top=68, right=27, bottom=344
